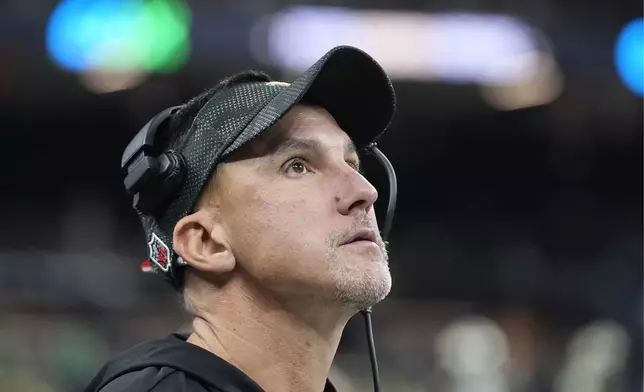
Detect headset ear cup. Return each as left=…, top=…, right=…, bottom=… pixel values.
left=134, top=151, right=186, bottom=217
left=160, top=151, right=187, bottom=195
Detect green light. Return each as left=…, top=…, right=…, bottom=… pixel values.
left=138, top=0, right=192, bottom=73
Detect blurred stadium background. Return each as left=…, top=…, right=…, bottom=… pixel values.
left=0, top=0, right=642, bottom=391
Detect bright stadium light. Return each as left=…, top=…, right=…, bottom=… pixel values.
left=252, top=6, right=546, bottom=86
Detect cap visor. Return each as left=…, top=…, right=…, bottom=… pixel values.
left=226, top=46, right=396, bottom=155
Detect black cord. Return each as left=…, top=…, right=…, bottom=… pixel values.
left=368, top=145, right=397, bottom=240
left=360, top=143, right=397, bottom=392
left=361, top=308, right=381, bottom=392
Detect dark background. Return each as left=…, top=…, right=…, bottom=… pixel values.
left=0, top=1, right=641, bottom=391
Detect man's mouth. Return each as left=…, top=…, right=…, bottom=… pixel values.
left=342, top=228, right=378, bottom=245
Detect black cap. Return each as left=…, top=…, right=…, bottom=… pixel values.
left=142, top=45, right=396, bottom=287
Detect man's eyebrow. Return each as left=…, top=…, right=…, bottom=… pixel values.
left=271, top=137, right=319, bottom=157
left=272, top=137, right=361, bottom=165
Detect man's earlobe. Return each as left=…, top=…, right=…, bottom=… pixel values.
left=173, top=210, right=235, bottom=274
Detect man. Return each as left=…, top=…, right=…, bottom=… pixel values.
left=84, top=45, right=397, bottom=392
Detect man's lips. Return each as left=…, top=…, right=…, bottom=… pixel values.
left=341, top=228, right=378, bottom=245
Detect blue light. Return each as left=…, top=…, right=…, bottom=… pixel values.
left=614, top=18, right=644, bottom=97
left=46, top=0, right=90, bottom=71
left=46, top=0, right=144, bottom=72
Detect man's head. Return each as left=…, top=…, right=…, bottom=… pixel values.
left=125, top=46, right=396, bottom=317
left=173, top=103, right=391, bottom=312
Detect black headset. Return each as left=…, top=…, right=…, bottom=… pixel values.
left=121, top=106, right=187, bottom=217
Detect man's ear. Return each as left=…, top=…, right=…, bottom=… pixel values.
left=173, top=209, right=235, bottom=274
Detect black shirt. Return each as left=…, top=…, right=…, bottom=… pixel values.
left=83, top=333, right=338, bottom=392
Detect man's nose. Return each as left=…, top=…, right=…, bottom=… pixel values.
left=335, top=168, right=379, bottom=216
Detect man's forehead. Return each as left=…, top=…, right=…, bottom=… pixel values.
left=246, top=105, right=359, bottom=157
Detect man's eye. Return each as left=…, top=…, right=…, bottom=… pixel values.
left=285, top=159, right=311, bottom=177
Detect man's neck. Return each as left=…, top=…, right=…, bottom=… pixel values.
left=186, top=279, right=351, bottom=392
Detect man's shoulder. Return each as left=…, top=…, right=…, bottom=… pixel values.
left=84, top=334, right=263, bottom=392
left=98, top=365, right=212, bottom=392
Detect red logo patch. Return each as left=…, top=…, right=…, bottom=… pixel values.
left=148, top=233, right=171, bottom=271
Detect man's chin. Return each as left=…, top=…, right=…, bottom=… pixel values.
left=334, top=277, right=392, bottom=311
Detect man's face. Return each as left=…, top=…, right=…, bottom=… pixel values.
left=211, top=104, right=391, bottom=311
